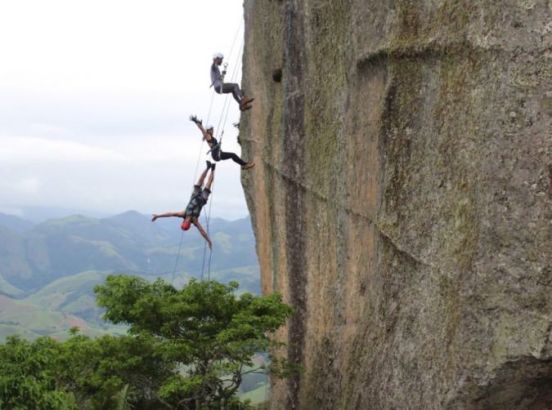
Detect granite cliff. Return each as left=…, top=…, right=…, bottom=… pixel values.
left=240, top=1, right=552, bottom=408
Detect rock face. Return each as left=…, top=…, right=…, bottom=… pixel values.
left=240, top=1, right=552, bottom=408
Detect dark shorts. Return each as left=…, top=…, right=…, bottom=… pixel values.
left=211, top=146, right=221, bottom=161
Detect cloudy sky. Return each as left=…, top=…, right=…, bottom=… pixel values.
left=0, top=0, right=248, bottom=220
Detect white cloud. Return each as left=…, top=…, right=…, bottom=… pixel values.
left=0, top=134, right=249, bottom=219
left=16, top=177, right=40, bottom=196
left=0, top=136, right=126, bottom=163
left=0, top=177, right=41, bottom=204
left=0, top=1, right=249, bottom=220
left=0, top=207, right=24, bottom=217
left=0, top=0, right=243, bottom=94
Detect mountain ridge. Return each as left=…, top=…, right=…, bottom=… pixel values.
left=0, top=211, right=259, bottom=341
left=0, top=211, right=257, bottom=292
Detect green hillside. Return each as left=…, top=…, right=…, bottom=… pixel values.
left=0, top=212, right=258, bottom=293
left=0, top=274, right=23, bottom=297
left=0, top=212, right=260, bottom=341
left=24, top=271, right=110, bottom=324
left=0, top=295, right=107, bottom=341
left=0, top=227, right=33, bottom=286
left=0, top=213, right=34, bottom=233
left=240, top=384, right=269, bottom=406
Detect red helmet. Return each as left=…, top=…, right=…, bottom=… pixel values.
left=181, top=219, right=192, bottom=231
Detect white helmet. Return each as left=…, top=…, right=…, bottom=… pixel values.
left=213, top=52, right=224, bottom=60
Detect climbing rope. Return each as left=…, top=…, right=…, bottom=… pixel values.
left=171, top=90, right=217, bottom=284
left=170, top=229, right=185, bottom=284
left=201, top=41, right=244, bottom=281
left=173, top=20, right=244, bottom=284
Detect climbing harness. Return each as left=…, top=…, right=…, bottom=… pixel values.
left=221, top=62, right=228, bottom=83
left=206, top=130, right=224, bottom=158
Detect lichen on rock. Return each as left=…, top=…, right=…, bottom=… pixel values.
left=241, top=1, right=552, bottom=408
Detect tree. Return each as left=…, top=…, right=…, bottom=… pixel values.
left=58, top=332, right=174, bottom=409
left=0, top=336, right=77, bottom=410
left=0, top=277, right=292, bottom=409
left=0, top=332, right=174, bottom=410
left=94, top=276, right=293, bottom=409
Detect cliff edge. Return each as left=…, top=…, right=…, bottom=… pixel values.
left=240, top=1, right=552, bottom=408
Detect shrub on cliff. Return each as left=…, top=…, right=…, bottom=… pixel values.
left=95, top=275, right=293, bottom=408
left=0, top=276, right=292, bottom=409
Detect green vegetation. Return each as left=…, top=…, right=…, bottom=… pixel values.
left=25, top=271, right=109, bottom=321
left=0, top=213, right=261, bottom=341
left=0, top=276, right=292, bottom=409
left=0, top=294, right=108, bottom=341
left=0, top=212, right=259, bottom=294
left=239, top=383, right=268, bottom=406
left=0, top=274, right=23, bottom=297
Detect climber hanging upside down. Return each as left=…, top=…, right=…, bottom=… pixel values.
left=151, top=161, right=216, bottom=249
left=190, top=115, right=254, bottom=170
left=211, top=52, right=254, bottom=111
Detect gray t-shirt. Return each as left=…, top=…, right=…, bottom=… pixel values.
left=210, top=63, right=222, bottom=88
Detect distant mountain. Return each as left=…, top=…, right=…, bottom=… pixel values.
left=24, top=271, right=110, bottom=325
left=103, top=210, right=152, bottom=227
left=0, top=294, right=107, bottom=341
left=0, top=227, right=33, bottom=290
left=0, top=213, right=34, bottom=233
left=0, top=275, right=23, bottom=298
left=14, top=206, right=110, bottom=223
left=0, top=211, right=259, bottom=341
left=0, top=212, right=258, bottom=293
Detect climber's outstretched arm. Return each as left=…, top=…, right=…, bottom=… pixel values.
left=190, top=115, right=212, bottom=142
left=193, top=219, right=212, bottom=249
left=151, top=211, right=185, bottom=222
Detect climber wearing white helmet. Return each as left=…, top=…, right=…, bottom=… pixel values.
left=190, top=115, right=254, bottom=170
left=211, top=52, right=254, bottom=111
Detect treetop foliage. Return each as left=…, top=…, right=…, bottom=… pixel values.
left=0, top=275, right=293, bottom=409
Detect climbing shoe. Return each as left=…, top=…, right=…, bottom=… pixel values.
left=239, top=96, right=254, bottom=110
left=242, top=162, right=255, bottom=170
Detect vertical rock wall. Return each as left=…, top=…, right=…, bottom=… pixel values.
left=240, top=1, right=552, bottom=408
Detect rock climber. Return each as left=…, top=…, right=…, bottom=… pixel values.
left=190, top=115, right=254, bottom=170
left=151, top=161, right=216, bottom=249
left=211, top=52, right=254, bottom=111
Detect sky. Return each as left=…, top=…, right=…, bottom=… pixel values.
left=0, top=0, right=248, bottom=221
